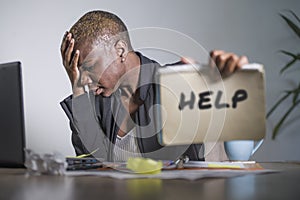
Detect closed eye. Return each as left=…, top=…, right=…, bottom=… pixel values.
left=81, top=63, right=95, bottom=72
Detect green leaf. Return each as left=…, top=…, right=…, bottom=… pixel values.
left=280, top=50, right=297, bottom=59
left=280, top=13, right=300, bottom=38
left=272, top=99, right=300, bottom=139
left=289, top=10, right=300, bottom=24
left=267, top=92, right=291, bottom=118
left=293, top=92, right=299, bottom=104
left=279, top=50, right=300, bottom=74
left=280, top=58, right=297, bottom=74
left=292, top=84, right=300, bottom=104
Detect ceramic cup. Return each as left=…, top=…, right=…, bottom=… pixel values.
left=224, top=140, right=263, bottom=161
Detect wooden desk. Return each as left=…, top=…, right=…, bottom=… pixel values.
left=1, top=162, right=300, bottom=200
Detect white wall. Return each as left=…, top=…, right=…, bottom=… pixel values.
left=0, top=0, right=299, bottom=161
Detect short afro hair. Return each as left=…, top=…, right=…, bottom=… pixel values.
left=70, top=10, right=132, bottom=50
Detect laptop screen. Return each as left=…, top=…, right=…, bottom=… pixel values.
left=0, top=61, right=25, bottom=167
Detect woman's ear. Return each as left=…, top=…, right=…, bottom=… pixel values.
left=115, top=40, right=128, bottom=60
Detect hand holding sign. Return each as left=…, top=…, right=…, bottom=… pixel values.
left=181, top=50, right=249, bottom=77
left=209, top=50, right=249, bottom=76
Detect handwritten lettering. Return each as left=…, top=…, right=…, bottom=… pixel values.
left=232, top=89, right=248, bottom=109
left=178, top=92, right=195, bottom=110
left=198, top=91, right=213, bottom=109
left=215, top=91, right=230, bottom=109
left=178, top=89, right=248, bottom=110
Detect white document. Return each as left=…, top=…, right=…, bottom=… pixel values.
left=65, top=167, right=274, bottom=181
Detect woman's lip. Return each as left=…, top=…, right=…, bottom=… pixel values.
left=95, top=87, right=104, bottom=95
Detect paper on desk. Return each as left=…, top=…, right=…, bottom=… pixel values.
left=65, top=168, right=275, bottom=181
left=65, top=161, right=276, bottom=181
left=182, top=161, right=246, bottom=169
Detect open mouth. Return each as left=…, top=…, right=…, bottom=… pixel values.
left=95, top=87, right=104, bottom=95
left=84, top=84, right=105, bottom=96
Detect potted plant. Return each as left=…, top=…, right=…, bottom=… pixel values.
left=267, top=10, right=300, bottom=139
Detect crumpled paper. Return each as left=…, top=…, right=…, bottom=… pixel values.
left=24, top=149, right=67, bottom=175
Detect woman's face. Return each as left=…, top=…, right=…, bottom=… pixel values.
left=78, top=43, right=125, bottom=97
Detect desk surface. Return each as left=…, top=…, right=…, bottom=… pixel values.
left=1, top=162, right=300, bottom=200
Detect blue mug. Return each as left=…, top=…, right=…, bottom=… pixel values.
left=224, top=140, right=263, bottom=161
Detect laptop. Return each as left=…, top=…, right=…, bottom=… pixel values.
left=156, top=63, right=266, bottom=146
left=0, top=61, right=26, bottom=167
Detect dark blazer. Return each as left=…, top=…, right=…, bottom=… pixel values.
left=60, top=52, right=204, bottom=161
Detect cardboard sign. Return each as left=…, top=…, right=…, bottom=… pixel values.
left=156, top=64, right=266, bottom=146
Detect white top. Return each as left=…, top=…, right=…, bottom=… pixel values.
left=113, top=128, right=142, bottom=162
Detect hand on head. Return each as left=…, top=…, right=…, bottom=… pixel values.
left=60, top=31, right=83, bottom=96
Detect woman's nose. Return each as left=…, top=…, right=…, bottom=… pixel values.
left=80, top=72, right=93, bottom=86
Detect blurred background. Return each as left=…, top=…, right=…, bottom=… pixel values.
left=0, top=0, right=299, bottom=161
